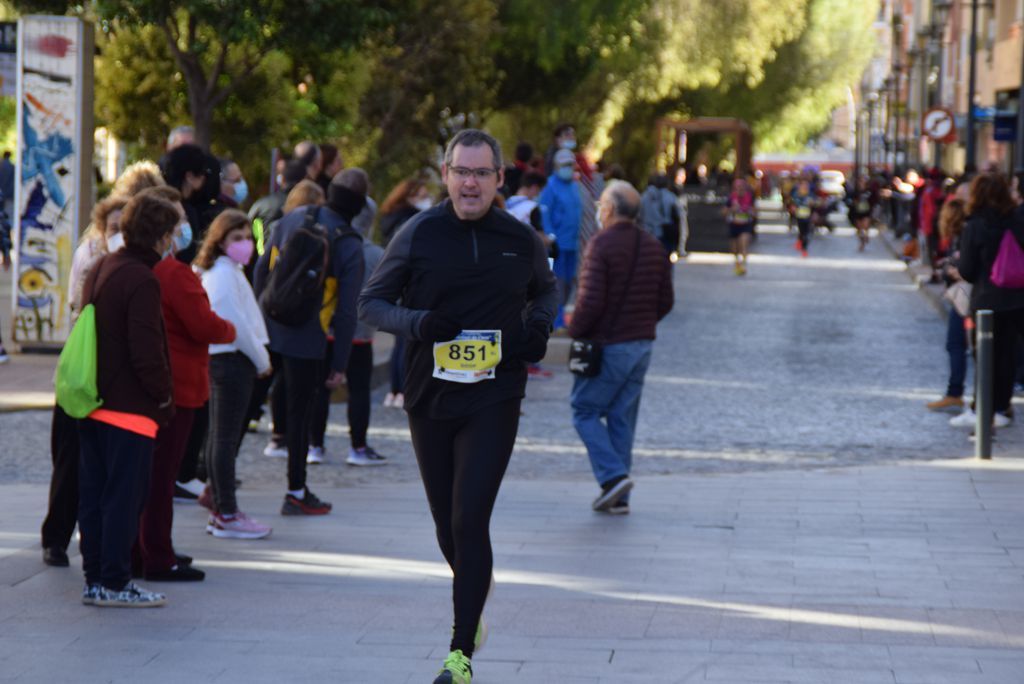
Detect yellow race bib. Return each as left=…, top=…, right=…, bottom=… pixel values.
left=432, top=330, right=502, bottom=384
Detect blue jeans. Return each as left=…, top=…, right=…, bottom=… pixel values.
left=945, top=308, right=967, bottom=398
left=553, top=249, right=577, bottom=329
left=571, top=340, right=653, bottom=497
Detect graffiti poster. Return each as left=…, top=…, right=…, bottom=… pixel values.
left=13, top=16, right=93, bottom=346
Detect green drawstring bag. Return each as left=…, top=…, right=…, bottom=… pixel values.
left=54, top=303, right=103, bottom=418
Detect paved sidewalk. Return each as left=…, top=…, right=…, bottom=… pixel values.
left=2, top=456, right=1024, bottom=683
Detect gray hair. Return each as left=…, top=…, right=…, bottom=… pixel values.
left=332, top=167, right=370, bottom=196
left=604, top=180, right=641, bottom=220
left=166, top=125, right=194, bottom=149
left=294, top=140, right=321, bottom=166
left=444, top=129, right=503, bottom=170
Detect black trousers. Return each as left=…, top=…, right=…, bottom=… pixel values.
left=310, top=341, right=373, bottom=449
left=407, top=398, right=521, bottom=658
left=279, top=354, right=321, bottom=491
left=78, top=420, right=153, bottom=590
left=41, top=404, right=79, bottom=551
left=206, top=353, right=256, bottom=514
left=346, top=343, right=374, bottom=449
left=310, top=341, right=335, bottom=449
left=177, top=401, right=208, bottom=483
left=992, top=308, right=1024, bottom=414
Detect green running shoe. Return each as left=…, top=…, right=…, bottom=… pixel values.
left=433, top=649, right=472, bottom=684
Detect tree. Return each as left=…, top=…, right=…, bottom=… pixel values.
left=14, top=0, right=390, bottom=149
left=593, top=0, right=877, bottom=180
left=355, top=0, right=497, bottom=193
left=94, top=23, right=298, bottom=190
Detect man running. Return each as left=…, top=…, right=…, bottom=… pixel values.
left=359, top=129, right=558, bottom=684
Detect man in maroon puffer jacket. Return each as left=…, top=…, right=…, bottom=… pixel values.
left=569, top=180, right=674, bottom=515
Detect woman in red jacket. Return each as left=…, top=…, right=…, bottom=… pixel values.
left=135, top=186, right=236, bottom=582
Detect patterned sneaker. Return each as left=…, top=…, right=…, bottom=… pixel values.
left=346, top=446, right=387, bottom=467
left=209, top=511, right=272, bottom=539
left=93, top=582, right=167, bottom=608
left=307, top=446, right=325, bottom=465
left=81, top=583, right=102, bottom=605
left=433, top=649, right=472, bottom=684
left=263, top=439, right=287, bottom=458
left=281, top=489, right=332, bottom=516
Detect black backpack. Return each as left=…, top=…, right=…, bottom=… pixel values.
left=259, top=206, right=333, bottom=327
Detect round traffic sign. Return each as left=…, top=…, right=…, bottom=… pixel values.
left=922, top=107, right=956, bottom=142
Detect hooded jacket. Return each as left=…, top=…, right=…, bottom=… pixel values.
left=539, top=174, right=582, bottom=251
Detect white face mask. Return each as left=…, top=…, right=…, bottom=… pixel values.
left=413, top=198, right=432, bottom=212
left=595, top=209, right=603, bottom=229
left=106, top=233, right=125, bottom=252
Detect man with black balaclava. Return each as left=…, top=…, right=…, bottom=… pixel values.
left=253, top=168, right=367, bottom=518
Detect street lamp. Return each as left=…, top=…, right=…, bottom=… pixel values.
left=964, top=0, right=993, bottom=171
left=929, top=0, right=952, bottom=167
left=905, top=47, right=920, bottom=167
left=1017, top=20, right=1024, bottom=175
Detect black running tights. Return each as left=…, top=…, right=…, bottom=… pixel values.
left=407, top=399, right=521, bottom=658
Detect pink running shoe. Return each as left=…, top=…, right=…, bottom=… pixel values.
left=208, top=511, right=272, bottom=540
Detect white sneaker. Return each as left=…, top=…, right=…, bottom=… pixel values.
left=346, top=446, right=388, bottom=467
left=263, top=440, right=287, bottom=458
left=994, top=412, right=1012, bottom=428
left=949, top=409, right=976, bottom=428
left=307, top=446, right=325, bottom=464
left=392, top=393, right=404, bottom=409
left=175, top=478, right=205, bottom=497
left=383, top=393, right=395, bottom=408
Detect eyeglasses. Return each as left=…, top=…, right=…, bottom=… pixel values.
left=450, top=166, right=498, bottom=180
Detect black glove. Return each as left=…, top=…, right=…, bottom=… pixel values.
left=419, top=312, right=462, bottom=342
left=514, top=322, right=550, bottom=363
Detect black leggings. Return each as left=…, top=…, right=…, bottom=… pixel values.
left=797, top=219, right=811, bottom=251
left=407, top=399, right=521, bottom=658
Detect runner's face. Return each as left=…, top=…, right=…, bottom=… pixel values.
left=443, top=144, right=503, bottom=221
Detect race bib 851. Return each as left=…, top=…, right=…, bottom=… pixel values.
left=432, top=330, right=502, bottom=383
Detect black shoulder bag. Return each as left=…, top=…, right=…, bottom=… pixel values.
left=568, top=230, right=642, bottom=377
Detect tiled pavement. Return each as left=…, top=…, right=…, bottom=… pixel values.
left=2, top=456, right=1023, bottom=683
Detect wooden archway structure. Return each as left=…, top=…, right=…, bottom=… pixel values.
left=656, top=117, right=754, bottom=177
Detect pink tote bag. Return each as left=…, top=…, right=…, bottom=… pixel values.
left=990, top=228, right=1024, bottom=289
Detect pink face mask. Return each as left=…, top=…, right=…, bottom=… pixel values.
left=225, top=238, right=254, bottom=265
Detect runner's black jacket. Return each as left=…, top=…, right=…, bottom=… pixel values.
left=359, top=199, right=558, bottom=419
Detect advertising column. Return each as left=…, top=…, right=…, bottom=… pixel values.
left=12, top=16, right=93, bottom=349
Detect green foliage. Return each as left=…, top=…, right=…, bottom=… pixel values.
left=597, top=0, right=877, bottom=179
left=10, top=0, right=878, bottom=199
left=357, top=0, right=497, bottom=194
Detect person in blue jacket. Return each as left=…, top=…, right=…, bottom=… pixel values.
left=539, top=148, right=582, bottom=327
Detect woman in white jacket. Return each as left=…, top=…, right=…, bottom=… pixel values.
left=195, top=210, right=273, bottom=540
